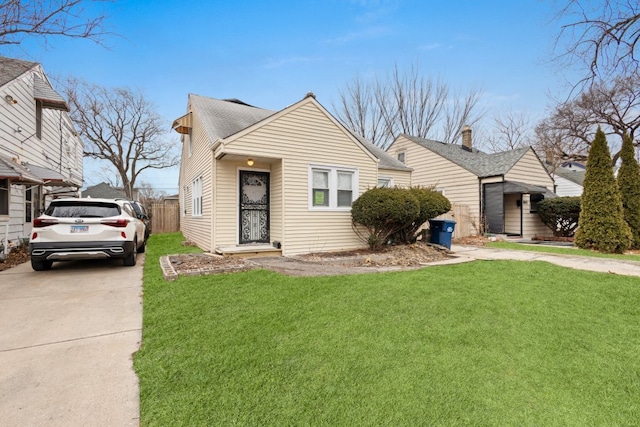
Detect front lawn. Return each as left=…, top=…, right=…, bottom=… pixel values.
left=135, top=233, right=640, bottom=426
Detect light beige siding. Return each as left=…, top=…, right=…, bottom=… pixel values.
left=179, top=110, right=213, bottom=250
left=506, top=149, right=555, bottom=238
left=389, top=135, right=482, bottom=234
left=504, top=193, right=521, bottom=234
left=505, top=149, right=554, bottom=188
left=378, top=168, right=411, bottom=187
left=218, top=100, right=377, bottom=255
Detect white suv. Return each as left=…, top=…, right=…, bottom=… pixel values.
left=29, top=198, right=146, bottom=271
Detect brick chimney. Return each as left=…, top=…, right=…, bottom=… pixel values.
left=461, top=126, right=472, bottom=151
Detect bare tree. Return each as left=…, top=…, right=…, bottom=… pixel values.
left=333, top=74, right=386, bottom=147
left=334, top=62, right=485, bottom=148
left=65, top=78, right=179, bottom=199
left=534, top=74, right=640, bottom=164
left=137, top=182, right=166, bottom=206
left=554, top=0, right=640, bottom=84
left=0, top=0, right=108, bottom=46
left=485, top=109, right=534, bottom=152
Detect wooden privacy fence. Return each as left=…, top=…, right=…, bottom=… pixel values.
left=150, top=203, right=180, bottom=234
left=437, top=204, right=472, bottom=239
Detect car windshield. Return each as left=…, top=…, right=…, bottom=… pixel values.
left=45, top=202, right=121, bottom=218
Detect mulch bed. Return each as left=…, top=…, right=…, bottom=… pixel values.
left=0, top=245, right=30, bottom=271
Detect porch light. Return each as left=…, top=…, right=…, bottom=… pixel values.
left=247, top=158, right=254, bottom=166
left=4, top=94, right=17, bottom=104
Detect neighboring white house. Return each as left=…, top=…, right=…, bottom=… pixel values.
left=549, top=166, right=585, bottom=197
left=0, top=56, right=83, bottom=251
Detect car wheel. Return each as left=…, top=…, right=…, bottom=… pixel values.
left=31, top=259, right=53, bottom=271
left=123, top=240, right=137, bottom=266
left=137, top=238, right=146, bottom=254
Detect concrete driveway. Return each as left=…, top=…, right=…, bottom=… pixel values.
left=0, top=257, right=143, bottom=426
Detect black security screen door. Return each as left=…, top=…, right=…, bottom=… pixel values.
left=239, top=171, right=270, bottom=244
left=483, top=182, right=505, bottom=234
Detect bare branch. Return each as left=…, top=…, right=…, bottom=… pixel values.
left=0, top=0, right=111, bottom=47
left=64, top=77, right=179, bottom=199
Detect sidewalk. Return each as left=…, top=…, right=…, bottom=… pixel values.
left=452, top=244, right=640, bottom=277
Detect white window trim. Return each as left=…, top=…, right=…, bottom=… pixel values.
left=308, top=164, right=359, bottom=211
left=377, top=177, right=394, bottom=188
left=397, top=150, right=406, bottom=164
left=192, top=176, right=202, bottom=217
left=0, top=178, right=9, bottom=218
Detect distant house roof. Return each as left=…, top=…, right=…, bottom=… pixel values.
left=549, top=164, right=585, bottom=186
left=82, top=182, right=128, bottom=199
left=400, top=134, right=530, bottom=177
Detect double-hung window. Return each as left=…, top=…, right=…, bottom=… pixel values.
left=192, top=176, right=202, bottom=217
left=309, top=165, right=357, bottom=210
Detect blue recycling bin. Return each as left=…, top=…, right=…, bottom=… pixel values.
left=429, top=219, right=456, bottom=249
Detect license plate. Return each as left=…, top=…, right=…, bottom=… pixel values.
left=70, top=225, right=89, bottom=233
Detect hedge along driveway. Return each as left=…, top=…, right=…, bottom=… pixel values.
left=135, top=234, right=640, bottom=426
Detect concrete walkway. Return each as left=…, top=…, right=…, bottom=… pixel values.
left=452, top=244, right=640, bottom=277
left=0, top=257, right=143, bottom=427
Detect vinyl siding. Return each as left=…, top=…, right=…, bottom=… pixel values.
left=505, top=149, right=554, bottom=188
left=389, top=135, right=481, bottom=232
left=504, top=193, right=521, bottom=235
left=506, top=149, right=555, bottom=238
left=554, top=175, right=583, bottom=196
left=0, top=65, right=82, bottom=244
left=179, top=111, right=213, bottom=250
left=217, top=100, right=377, bottom=255
left=378, top=168, right=411, bottom=187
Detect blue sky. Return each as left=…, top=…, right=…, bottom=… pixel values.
left=4, top=0, right=577, bottom=194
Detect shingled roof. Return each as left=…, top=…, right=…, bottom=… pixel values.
left=190, top=94, right=276, bottom=140
left=187, top=94, right=409, bottom=170
left=549, top=165, right=585, bottom=186
left=400, top=134, right=530, bottom=177
left=0, top=56, right=36, bottom=87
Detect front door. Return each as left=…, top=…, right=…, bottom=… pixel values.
left=239, top=170, right=270, bottom=244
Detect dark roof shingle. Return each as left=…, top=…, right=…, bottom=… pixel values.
left=400, top=134, right=530, bottom=177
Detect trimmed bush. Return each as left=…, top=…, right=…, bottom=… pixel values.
left=575, top=128, right=632, bottom=253
left=351, top=187, right=420, bottom=250
left=537, top=196, right=581, bottom=237
left=617, top=133, right=640, bottom=249
left=393, top=187, right=451, bottom=243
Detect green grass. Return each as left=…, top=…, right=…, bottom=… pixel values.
left=487, top=241, right=640, bottom=261
left=136, top=233, right=640, bottom=426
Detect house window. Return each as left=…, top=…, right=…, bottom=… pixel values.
left=192, top=176, right=202, bottom=216
left=312, top=170, right=329, bottom=207
left=530, top=193, right=544, bottom=213
left=309, top=165, right=358, bottom=210
left=25, top=186, right=33, bottom=222
left=36, top=100, right=43, bottom=139
left=188, top=130, right=193, bottom=157
left=377, top=177, right=393, bottom=188
left=397, top=151, right=406, bottom=164
left=0, top=179, right=9, bottom=216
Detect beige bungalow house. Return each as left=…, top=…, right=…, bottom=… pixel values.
left=172, top=93, right=411, bottom=256
left=387, top=128, right=556, bottom=238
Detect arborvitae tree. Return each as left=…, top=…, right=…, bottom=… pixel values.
left=575, top=128, right=632, bottom=253
left=617, top=133, right=640, bottom=248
